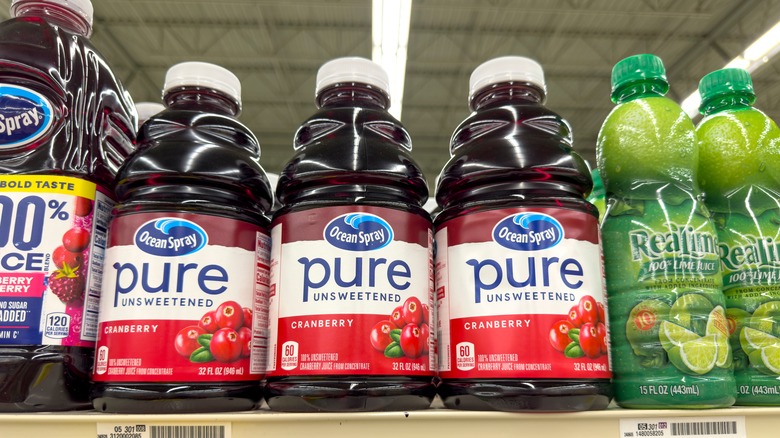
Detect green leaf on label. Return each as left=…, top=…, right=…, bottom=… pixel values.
left=384, top=342, right=404, bottom=358
left=568, top=328, right=580, bottom=343
left=197, top=334, right=212, bottom=348
left=564, top=343, right=584, bottom=358
left=390, top=329, right=401, bottom=343
left=190, top=346, right=214, bottom=363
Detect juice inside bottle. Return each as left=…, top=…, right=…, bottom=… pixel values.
left=695, top=68, right=780, bottom=405
left=434, top=56, right=612, bottom=411
left=265, top=57, right=435, bottom=412
left=0, top=0, right=136, bottom=411
left=597, top=54, right=736, bottom=408
left=91, top=62, right=273, bottom=413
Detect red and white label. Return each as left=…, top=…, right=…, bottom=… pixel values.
left=93, top=212, right=269, bottom=383
left=436, top=208, right=611, bottom=379
left=267, top=206, right=434, bottom=376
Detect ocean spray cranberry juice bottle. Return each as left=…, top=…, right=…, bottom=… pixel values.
left=91, top=62, right=273, bottom=413
left=434, top=56, right=612, bottom=411
left=265, top=57, right=436, bottom=411
left=0, top=0, right=136, bottom=411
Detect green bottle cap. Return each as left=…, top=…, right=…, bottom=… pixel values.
left=610, top=54, right=669, bottom=102
left=698, top=68, right=756, bottom=113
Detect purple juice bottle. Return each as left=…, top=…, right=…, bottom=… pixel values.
left=91, top=62, right=273, bottom=413
left=0, top=0, right=136, bottom=411
left=434, top=56, right=612, bottom=411
left=265, top=57, right=435, bottom=411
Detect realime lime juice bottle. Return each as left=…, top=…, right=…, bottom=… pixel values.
left=696, top=68, right=780, bottom=405
left=597, top=54, right=736, bottom=408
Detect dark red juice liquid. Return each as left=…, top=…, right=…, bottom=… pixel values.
left=435, top=84, right=612, bottom=411
left=0, top=15, right=135, bottom=411
left=91, top=96, right=273, bottom=413
left=264, top=84, right=436, bottom=412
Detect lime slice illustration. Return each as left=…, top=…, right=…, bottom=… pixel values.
left=669, top=293, right=713, bottom=335
left=740, top=326, right=780, bottom=355
left=659, top=320, right=699, bottom=352
left=668, top=334, right=718, bottom=375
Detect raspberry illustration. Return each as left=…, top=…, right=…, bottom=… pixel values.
left=49, top=264, right=85, bottom=305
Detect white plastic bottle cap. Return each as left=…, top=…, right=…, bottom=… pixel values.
left=11, top=0, right=94, bottom=27
left=163, top=62, right=242, bottom=105
left=316, top=57, right=390, bottom=96
left=135, top=102, right=165, bottom=125
left=468, top=56, right=546, bottom=100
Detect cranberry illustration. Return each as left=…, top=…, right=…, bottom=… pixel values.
left=210, top=328, right=242, bottom=362
left=549, top=319, right=574, bottom=353
left=174, top=325, right=206, bottom=357
left=198, top=310, right=219, bottom=333
left=215, top=300, right=243, bottom=329
left=419, top=323, right=430, bottom=356
left=238, top=326, right=252, bottom=358
left=597, top=302, right=606, bottom=324
left=390, top=305, right=405, bottom=328
left=578, top=295, right=599, bottom=325
left=567, top=304, right=582, bottom=328
left=74, top=197, right=93, bottom=217
left=578, top=322, right=601, bottom=359
left=62, top=227, right=90, bottom=252
left=403, top=296, right=424, bottom=326
left=51, top=245, right=83, bottom=269
left=421, top=303, right=430, bottom=324
left=370, top=320, right=395, bottom=352
left=400, top=323, right=425, bottom=358
left=596, top=322, right=608, bottom=354
left=242, top=307, right=253, bottom=329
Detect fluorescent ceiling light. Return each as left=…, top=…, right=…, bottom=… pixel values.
left=682, top=19, right=780, bottom=118
left=372, top=0, right=412, bottom=120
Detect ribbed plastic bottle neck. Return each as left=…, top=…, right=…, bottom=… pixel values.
left=700, top=93, right=754, bottom=116
left=315, top=83, right=390, bottom=110
left=13, top=2, right=91, bottom=37
left=469, top=82, right=545, bottom=111
left=164, top=88, right=241, bottom=116
left=612, top=80, right=668, bottom=104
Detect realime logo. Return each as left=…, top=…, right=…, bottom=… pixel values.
left=134, top=218, right=208, bottom=256
left=0, top=85, right=53, bottom=149
left=324, top=213, right=394, bottom=251
left=492, top=213, right=564, bottom=251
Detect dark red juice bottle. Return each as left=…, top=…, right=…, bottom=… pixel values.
left=434, top=56, right=612, bottom=411
left=0, top=0, right=136, bottom=411
left=91, top=62, right=273, bottom=413
left=265, top=57, right=435, bottom=412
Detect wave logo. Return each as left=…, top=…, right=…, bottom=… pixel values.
left=0, top=85, right=53, bottom=149
left=134, top=218, right=208, bottom=257
left=492, top=213, right=564, bottom=251
left=324, top=213, right=394, bottom=251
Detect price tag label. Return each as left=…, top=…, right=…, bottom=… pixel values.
left=96, top=422, right=231, bottom=438
left=619, top=416, right=745, bottom=438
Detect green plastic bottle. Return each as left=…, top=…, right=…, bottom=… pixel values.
left=597, top=54, right=736, bottom=408
left=696, top=68, right=780, bottom=405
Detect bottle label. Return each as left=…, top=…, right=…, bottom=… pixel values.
left=267, top=206, right=434, bottom=377
left=0, top=84, right=54, bottom=150
left=436, top=207, right=610, bottom=379
left=716, top=208, right=780, bottom=403
left=0, top=175, right=109, bottom=347
left=93, top=212, right=269, bottom=383
left=602, top=196, right=736, bottom=407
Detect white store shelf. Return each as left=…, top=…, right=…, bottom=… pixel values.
left=2, top=406, right=780, bottom=438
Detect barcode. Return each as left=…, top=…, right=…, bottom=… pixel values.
left=670, top=421, right=737, bottom=436
left=149, top=426, right=225, bottom=438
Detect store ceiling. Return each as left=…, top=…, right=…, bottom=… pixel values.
left=3, top=0, right=780, bottom=190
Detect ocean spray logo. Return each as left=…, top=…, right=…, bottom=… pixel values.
left=0, top=85, right=53, bottom=148
left=324, top=213, right=394, bottom=251
left=492, top=213, right=564, bottom=250
left=134, top=218, right=208, bottom=256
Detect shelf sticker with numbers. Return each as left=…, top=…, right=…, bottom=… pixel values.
left=619, top=416, right=745, bottom=438
left=96, top=422, right=231, bottom=438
